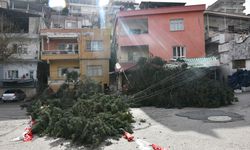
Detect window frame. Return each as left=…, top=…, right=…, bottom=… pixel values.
left=87, top=65, right=103, bottom=77
left=128, top=51, right=141, bottom=62
left=170, top=18, right=184, bottom=31
left=86, top=40, right=103, bottom=52
left=65, top=20, right=78, bottom=29
left=58, top=67, right=80, bottom=77
left=172, top=46, right=186, bottom=59
left=58, top=43, right=78, bottom=51
left=7, top=70, right=19, bottom=79
left=233, top=60, right=246, bottom=69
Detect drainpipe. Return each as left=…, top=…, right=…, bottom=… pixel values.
left=47, top=36, right=49, bottom=51
left=11, top=1, right=14, bottom=9
left=206, top=14, right=210, bottom=33
left=0, top=12, right=3, bottom=32
left=224, top=16, right=227, bottom=32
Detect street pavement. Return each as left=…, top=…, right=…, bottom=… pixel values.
left=0, top=93, right=250, bottom=150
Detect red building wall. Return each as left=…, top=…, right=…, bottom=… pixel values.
left=116, top=5, right=206, bottom=61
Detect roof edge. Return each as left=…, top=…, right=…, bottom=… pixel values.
left=117, top=4, right=206, bottom=18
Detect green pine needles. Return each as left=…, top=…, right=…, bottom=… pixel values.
left=128, top=57, right=236, bottom=108
left=27, top=78, right=134, bottom=147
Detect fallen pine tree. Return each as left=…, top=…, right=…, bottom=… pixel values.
left=126, top=57, right=237, bottom=108
left=27, top=78, right=134, bottom=147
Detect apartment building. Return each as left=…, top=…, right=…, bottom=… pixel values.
left=0, top=7, right=42, bottom=97
left=205, top=0, right=250, bottom=80
left=114, top=4, right=206, bottom=65
left=40, top=28, right=110, bottom=91
left=65, top=0, right=99, bottom=28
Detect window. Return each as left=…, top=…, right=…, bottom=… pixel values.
left=58, top=67, right=79, bottom=77
left=53, top=23, right=62, bottom=28
left=173, top=46, right=186, bottom=59
left=17, top=45, right=28, bottom=54
left=29, top=70, right=34, bottom=79
left=129, top=29, right=142, bottom=34
left=87, top=66, right=103, bottom=76
left=86, top=40, right=103, bottom=51
left=233, top=60, right=246, bottom=69
left=65, top=21, right=78, bottom=29
left=228, top=25, right=235, bottom=32
left=170, top=19, right=184, bottom=31
left=58, top=43, right=78, bottom=51
left=128, top=51, right=140, bottom=62
left=7, top=70, right=18, bottom=79
left=13, top=44, right=28, bottom=54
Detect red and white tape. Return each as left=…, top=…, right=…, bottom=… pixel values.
left=123, top=131, right=167, bottom=150
left=11, top=116, right=35, bottom=142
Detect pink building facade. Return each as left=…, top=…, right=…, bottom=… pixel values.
left=115, top=4, right=206, bottom=63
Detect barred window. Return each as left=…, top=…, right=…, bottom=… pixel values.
left=173, top=46, right=186, bottom=59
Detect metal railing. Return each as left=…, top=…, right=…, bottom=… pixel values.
left=42, top=50, right=79, bottom=55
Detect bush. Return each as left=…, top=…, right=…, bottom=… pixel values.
left=28, top=79, right=134, bottom=147
left=128, top=57, right=235, bottom=108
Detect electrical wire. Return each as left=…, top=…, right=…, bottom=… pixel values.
left=132, top=67, right=199, bottom=97
left=129, top=68, right=210, bottom=104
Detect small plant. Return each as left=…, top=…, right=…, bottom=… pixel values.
left=66, top=71, right=79, bottom=83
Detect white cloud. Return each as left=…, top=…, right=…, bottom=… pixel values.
left=99, top=0, right=110, bottom=7
left=244, top=0, right=250, bottom=14
left=49, top=0, right=66, bottom=9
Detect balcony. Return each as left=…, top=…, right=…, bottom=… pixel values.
left=119, top=57, right=142, bottom=63
left=118, top=45, right=149, bottom=63
left=41, top=50, right=79, bottom=60
left=118, top=18, right=148, bottom=36
left=0, top=79, right=36, bottom=88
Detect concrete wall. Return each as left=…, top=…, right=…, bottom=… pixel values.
left=80, top=59, right=110, bottom=86
left=219, top=35, right=250, bottom=79
left=2, top=61, right=37, bottom=80
left=29, top=17, right=40, bottom=34
left=49, top=60, right=79, bottom=80
left=48, top=59, right=109, bottom=92
left=231, top=36, right=250, bottom=60
left=79, top=29, right=111, bottom=59
left=9, top=38, right=39, bottom=60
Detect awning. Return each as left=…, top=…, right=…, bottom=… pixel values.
left=178, top=57, right=220, bottom=68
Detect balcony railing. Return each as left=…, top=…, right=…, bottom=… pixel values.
left=0, top=79, right=36, bottom=88
left=42, top=50, right=79, bottom=55
left=119, top=57, right=144, bottom=63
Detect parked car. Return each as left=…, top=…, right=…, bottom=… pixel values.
left=1, top=89, right=26, bottom=102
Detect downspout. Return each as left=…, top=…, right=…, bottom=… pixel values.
left=0, top=11, right=3, bottom=32
left=206, top=14, right=210, bottom=33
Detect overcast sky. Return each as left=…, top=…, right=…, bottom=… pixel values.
left=135, top=0, right=250, bottom=14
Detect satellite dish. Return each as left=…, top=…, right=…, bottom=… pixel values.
left=115, top=63, right=121, bottom=70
